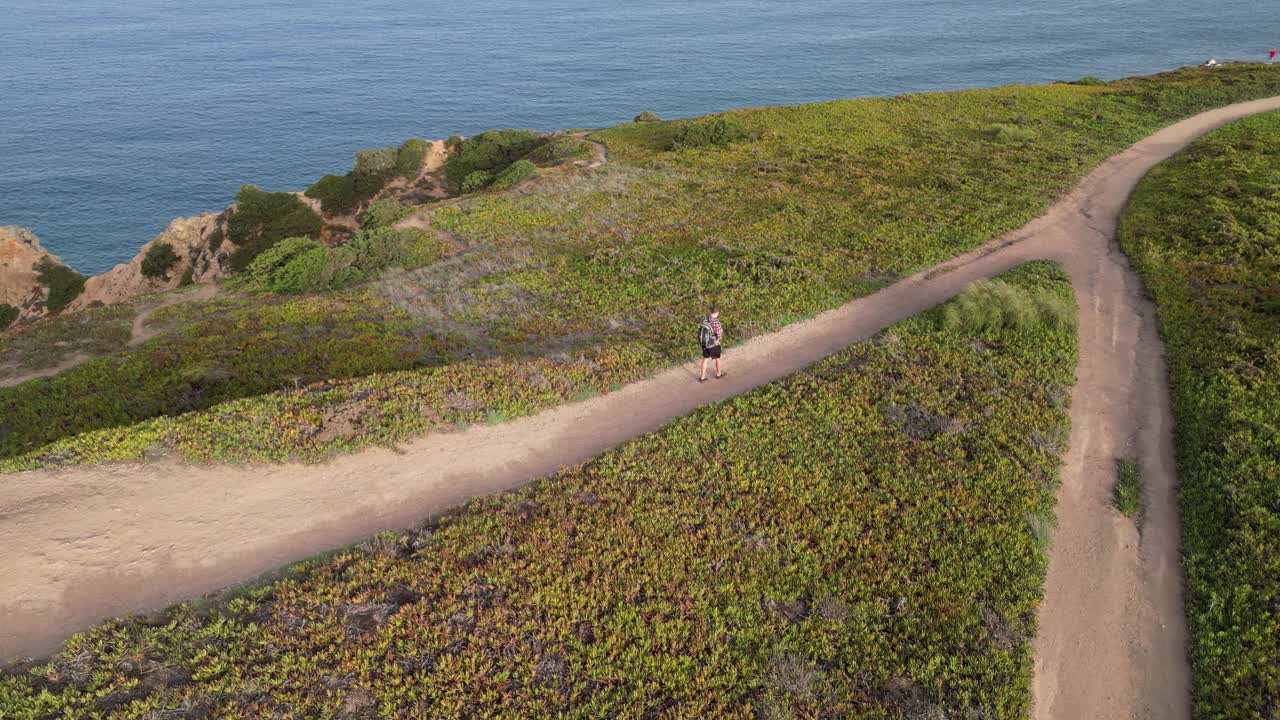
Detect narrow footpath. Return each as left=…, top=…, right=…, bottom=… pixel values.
left=5, top=96, right=1280, bottom=718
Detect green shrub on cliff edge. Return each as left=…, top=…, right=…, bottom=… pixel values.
left=489, top=159, right=539, bottom=190
left=35, top=257, right=86, bottom=312
left=397, top=138, right=429, bottom=179
left=140, top=242, right=179, bottom=279
left=305, top=173, right=358, bottom=216
left=1118, top=111, right=1280, bottom=719
left=0, top=304, right=17, bottom=329
left=443, top=129, right=544, bottom=192
left=226, top=184, right=323, bottom=272
left=673, top=116, right=748, bottom=148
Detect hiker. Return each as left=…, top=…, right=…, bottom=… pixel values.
left=698, top=307, right=725, bottom=382
left=1271, top=48, right=1277, bottom=62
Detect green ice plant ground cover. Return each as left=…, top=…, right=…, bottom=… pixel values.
left=0, top=262, right=1077, bottom=719
left=1118, top=110, right=1280, bottom=720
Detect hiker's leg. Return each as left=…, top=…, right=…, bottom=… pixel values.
left=715, top=357, right=722, bottom=377
left=699, top=357, right=708, bottom=381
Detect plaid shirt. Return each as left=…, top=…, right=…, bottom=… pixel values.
left=700, top=316, right=723, bottom=347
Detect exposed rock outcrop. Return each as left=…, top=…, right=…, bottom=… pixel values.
left=0, top=227, right=65, bottom=322
left=68, top=213, right=230, bottom=311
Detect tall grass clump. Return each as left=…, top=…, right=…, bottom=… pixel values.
left=936, top=279, right=1075, bottom=335
left=1114, top=459, right=1140, bottom=517
left=985, top=123, right=1037, bottom=144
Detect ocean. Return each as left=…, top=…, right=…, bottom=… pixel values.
left=2, top=0, right=1276, bottom=274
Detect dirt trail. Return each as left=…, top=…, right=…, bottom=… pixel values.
left=5, top=99, right=1280, bottom=717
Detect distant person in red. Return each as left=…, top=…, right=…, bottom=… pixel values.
left=1271, top=48, right=1277, bottom=62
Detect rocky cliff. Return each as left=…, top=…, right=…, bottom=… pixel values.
left=0, top=213, right=233, bottom=327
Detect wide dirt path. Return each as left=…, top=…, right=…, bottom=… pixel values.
left=5, top=97, right=1280, bottom=717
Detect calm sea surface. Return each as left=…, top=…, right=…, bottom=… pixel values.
left=2, top=0, right=1276, bottom=273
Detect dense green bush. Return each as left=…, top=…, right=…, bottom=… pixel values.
left=0, top=264, right=1077, bottom=718
left=634, top=110, right=662, bottom=122
left=304, top=173, right=358, bottom=216
left=271, top=246, right=362, bottom=294
left=461, top=169, right=494, bottom=193
left=0, top=304, right=17, bottom=329
left=241, top=237, right=326, bottom=287
left=35, top=258, right=86, bottom=312
left=1117, top=111, right=1280, bottom=719
left=361, top=197, right=410, bottom=230
left=226, top=185, right=324, bottom=272
left=140, top=242, right=179, bottom=279
left=396, top=138, right=429, bottom=179
left=1074, top=76, right=1106, bottom=86
left=242, top=229, right=443, bottom=294
left=672, top=116, right=748, bottom=149
left=345, top=227, right=444, bottom=272
left=353, top=147, right=398, bottom=197
left=489, top=159, right=538, bottom=190
left=443, top=129, right=544, bottom=192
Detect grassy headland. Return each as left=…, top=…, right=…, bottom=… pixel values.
left=2, top=64, right=1278, bottom=470
left=0, top=263, right=1077, bottom=719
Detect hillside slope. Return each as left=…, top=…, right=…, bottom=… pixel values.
left=4, top=64, right=1280, bottom=471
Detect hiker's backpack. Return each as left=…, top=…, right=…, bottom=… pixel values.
left=698, top=320, right=718, bottom=349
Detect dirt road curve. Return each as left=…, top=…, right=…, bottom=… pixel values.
left=5, top=97, right=1280, bottom=717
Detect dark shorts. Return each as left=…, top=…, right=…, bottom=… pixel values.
left=701, top=345, right=722, bottom=359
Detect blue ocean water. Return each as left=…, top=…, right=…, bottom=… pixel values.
left=1, top=0, right=1276, bottom=274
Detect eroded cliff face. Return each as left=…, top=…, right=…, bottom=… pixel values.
left=68, top=213, right=231, bottom=311
left=0, top=227, right=63, bottom=322
left=0, top=212, right=233, bottom=325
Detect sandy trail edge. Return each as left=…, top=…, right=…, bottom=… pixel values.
left=5, top=98, right=1280, bottom=717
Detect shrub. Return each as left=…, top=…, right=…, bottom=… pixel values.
left=443, top=129, right=544, bottom=192
left=140, top=242, right=180, bottom=279
left=525, top=137, right=593, bottom=166
left=445, top=134, right=463, bottom=150
left=179, top=265, right=195, bottom=287
left=0, top=303, right=17, bottom=329
left=361, top=197, right=410, bottom=230
left=673, top=116, right=748, bottom=149
left=271, top=246, right=363, bottom=293
left=226, top=185, right=323, bottom=272
left=35, top=257, right=86, bottom=311
left=1074, top=76, right=1107, bottom=86
left=634, top=111, right=662, bottom=122
left=397, top=138, right=429, bottom=179
left=353, top=147, right=399, bottom=197
left=490, top=159, right=538, bottom=190
left=985, top=123, right=1037, bottom=144
left=242, top=236, right=324, bottom=287
left=461, top=170, right=495, bottom=194
left=936, top=279, right=1075, bottom=335
left=346, top=227, right=445, bottom=272
left=305, top=174, right=358, bottom=216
